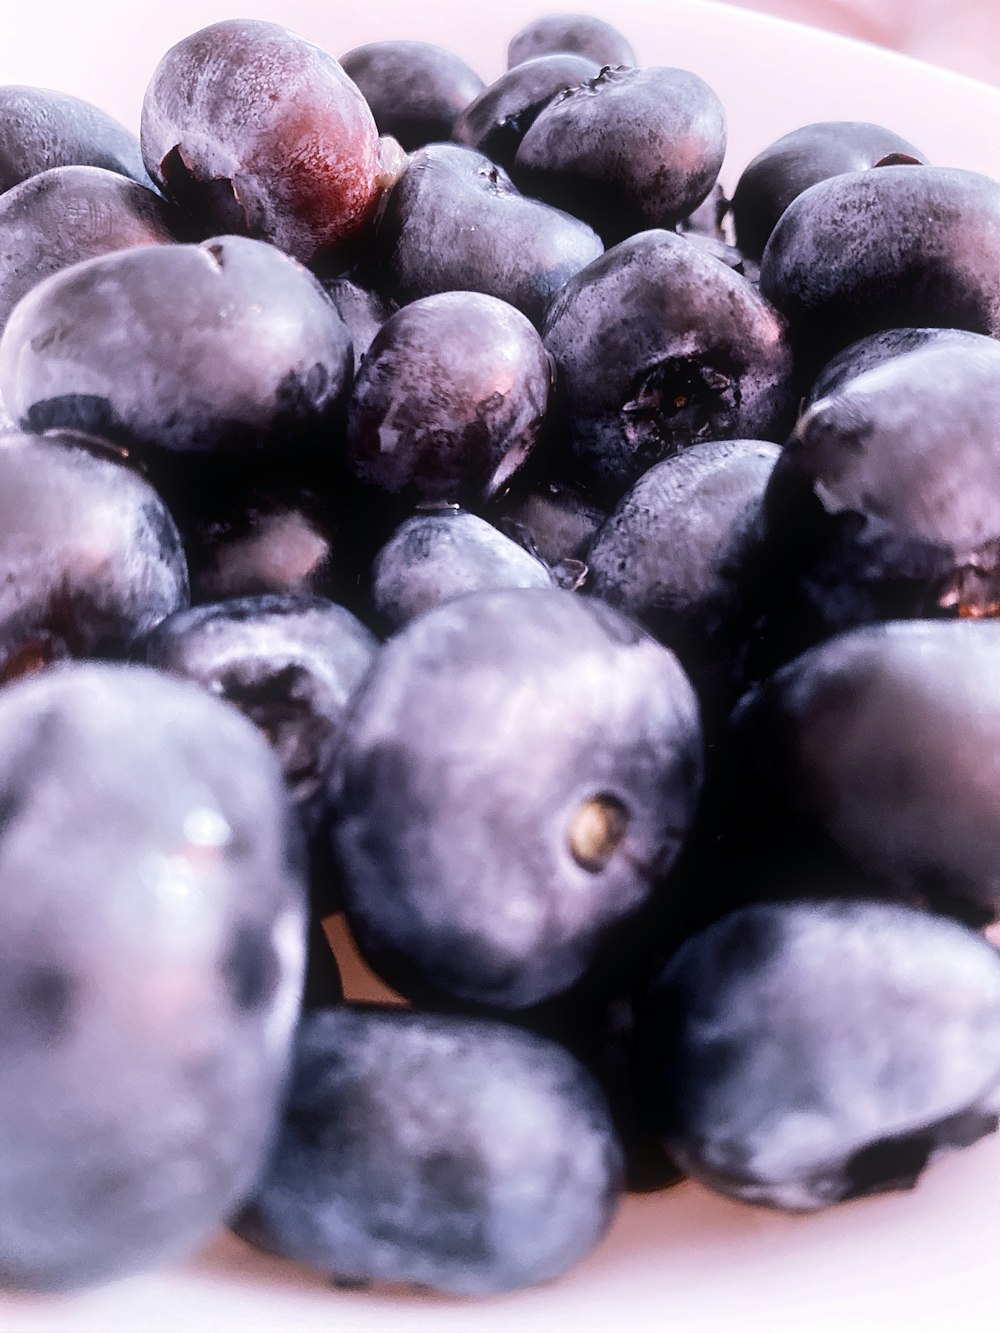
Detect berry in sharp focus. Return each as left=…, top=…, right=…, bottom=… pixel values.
left=140, top=19, right=381, bottom=264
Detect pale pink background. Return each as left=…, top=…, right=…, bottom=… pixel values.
left=734, top=0, right=1000, bottom=84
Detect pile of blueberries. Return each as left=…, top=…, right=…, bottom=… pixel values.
left=3, top=6, right=1000, bottom=1302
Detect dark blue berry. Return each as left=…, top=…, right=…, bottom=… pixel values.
left=332, top=588, right=702, bottom=1008
left=507, top=14, right=636, bottom=69
left=345, top=290, right=551, bottom=507
left=0, top=86, right=152, bottom=193
left=514, top=66, right=726, bottom=244
left=453, top=54, right=600, bottom=172
left=0, top=663, right=307, bottom=1290
left=371, top=507, right=552, bottom=629
left=340, top=41, right=485, bottom=151
left=234, top=1005, right=624, bottom=1294
left=0, top=166, right=178, bottom=334
left=544, top=230, right=795, bottom=502
left=639, top=899, right=1000, bottom=1210
left=373, top=143, right=603, bottom=327
left=0, top=235, right=353, bottom=460
left=731, top=121, right=927, bottom=262
left=759, top=165, right=1000, bottom=363
left=0, top=431, right=188, bottom=675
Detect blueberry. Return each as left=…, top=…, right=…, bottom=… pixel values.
left=753, top=337, right=1000, bottom=669
left=140, top=594, right=377, bottom=800
left=0, top=663, right=306, bottom=1290
left=0, top=235, right=353, bottom=459
left=332, top=588, right=702, bottom=1009
left=373, top=143, right=603, bottom=327
left=805, top=326, right=987, bottom=408
left=507, top=14, right=636, bottom=69
left=543, top=230, right=795, bottom=502
left=371, top=507, right=552, bottom=630
left=141, top=20, right=380, bottom=264
left=141, top=593, right=378, bottom=910
left=728, top=619, right=1000, bottom=923
left=345, top=290, right=551, bottom=507
left=639, top=899, right=1000, bottom=1210
left=0, top=85, right=152, bottom=193
left=731, top=121, right=928, bottom=262
left=340, top=41, right=485, bottom=151
left=759, top=164, right=1000, bottom=363
left=453, top=54, right=600, bottom=172
left=0, top=431, right=188, bottom=675
left=514, top=66, right=726, bottom=244
left=586, top=439, right=781, bottom=715
left=0, top=165, right=179, bottom=335
left=234, top=1005, right=623, bottom=1294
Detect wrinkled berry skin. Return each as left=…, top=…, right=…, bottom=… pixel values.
left=755, top=339, right=1000, bottom=670
left=639, top=899, right=1000, bottom=1211
left=0, top=86, right=151, bottom=193
left=544, top=231, right=795, bottom=502
left=142, top=594, right=377, bottom=914
left=507, top=14, right=636, bottom=69
left=587, top=440, right=780, bottom=715
left=340, top=41, right=484, bottom=151
left=0, top=663, right=307, bottom=1291
left=141, top=594, right=377, bottom=823
left=0, top=432, right=188, bottom=675
left=373, top=144, right=603, bottom=327
left=730, top=620, right=1000, bottom=923
left=333, top=588, right=702, bottom=1009
left=453, top=54, right=600, bottom=172
left=0, top=166, right=178, bottom=333
left=759, top=165, right=1000, bottom=362
left=141, top=19, right=380, bottom=264
left=0, top=235, right=353, bottom=459
left=731, top=122, right=927, bottom=262
left=805, top=326, right=986, bottom=408
left=345, top=291, right=551, bottom=506
left=235, top=1005, right=624, bottom=1294
left=372, top=507, right=552, bottom=630
left=515, top=66, right=726, bottom=244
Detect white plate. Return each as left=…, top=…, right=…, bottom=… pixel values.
left=3, top=3, right=1000, bottom=1331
